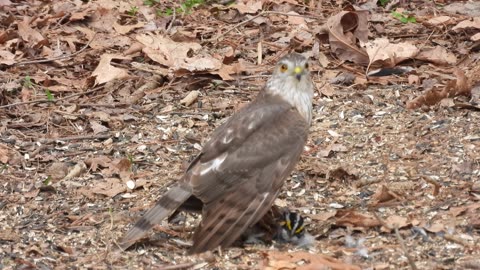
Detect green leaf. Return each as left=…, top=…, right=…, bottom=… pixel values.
left=43, top=176, right=51, bottom=185
left=379, top=0, right=389, bottom=6
left=144, top=0, right=154, bottom=6
left=128, top=6, right=139, bottom=16
left=164, top=8, right=173, bottom=16
left=127, top=154, right=134, bottom=164
left=45, top=89, right=54, bottom=101
left=391, top=11, right=402, bottom=19
left=23, top=75, right=33, bottom=88
left=391, top=11, right=416, bottom=24
left=0, top=164, right=7, bottom=174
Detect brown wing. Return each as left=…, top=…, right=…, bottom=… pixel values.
left=186, top=93, right=309, bottom=253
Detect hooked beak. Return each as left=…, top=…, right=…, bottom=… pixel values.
left=294, top=66, right=303, bottom=81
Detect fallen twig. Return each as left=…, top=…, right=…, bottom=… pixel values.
left=14, top=33, right=96, bottom=66
left=394, top=226, right=418, bottom=270
left=157, top=262, right=198, bottom=270
left=444, top=233, right=473, bottom=247
left=372, top=212, right=418, bottom=270
left=207, top=11, right=320, bottom=44
left=422, top=176, right=441, bottom=196
left=0, top=85, right=104, bottom=109
left=38, top=134, right=111, bottom=144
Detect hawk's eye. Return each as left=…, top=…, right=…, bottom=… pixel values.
left=304, top=63, right=309, bottom=69
left=280, top=64, right=288, bottom=72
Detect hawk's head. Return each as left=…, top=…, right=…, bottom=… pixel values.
left=267, top=53, right=314, bottom=124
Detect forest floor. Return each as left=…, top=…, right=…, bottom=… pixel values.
left=1, top=0, right=480, bottom=269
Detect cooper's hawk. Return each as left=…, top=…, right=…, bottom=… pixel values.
left=119, top=53, right=314, bottom=253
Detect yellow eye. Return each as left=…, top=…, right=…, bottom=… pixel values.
left=280, top=64, right=288, bottom=72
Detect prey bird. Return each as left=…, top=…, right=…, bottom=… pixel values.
left=119, top=53, right=314, bottom=254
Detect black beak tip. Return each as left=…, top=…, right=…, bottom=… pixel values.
left=296, top=74, right=302, bottom=81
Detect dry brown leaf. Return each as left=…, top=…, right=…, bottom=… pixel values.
left=406, top=68, right=471, bottom=109
left=320, top=10, right=369, bottom=65
left=327, top=167, right=357, bottom=182
left=232, top=0, right=262, bottom=14
left=452, top=17, right=480, bottom=31
left=408, top=74, right=419, bottom=85
left=287, top=11, right=306, bottom=25
left=439, top=98, right=455, bottom=108
left=23, top=188, right=40, bottom=198
left=0, top=143, right=22, bottom=165
left=85, top=156, right=112, bottom=171
left=91, top=54, right=130, bottom=84
left=335, top=210, right=381, bottom=228
left=0, top=229, right=19, bottom=242
left=113, top=21, right=145, bottom=35
left=89, top=120, right=109, bottom=134
left=91, top=177, right=126, bottom=197
left=46, top=162, right=69, bottom=180
left=449, top=203, right=480, bottom=217
left=365, top=38, right=419, bottom=68
left=0, top=0, right=12, bottom=6
left=317, top=51, right=331, bottom=68
left=0, top=50, right=15, bottom=65
left=330, top=72, right=356, bottom=85
left=318, top=82, right=335, bottom=97
left=103, top=158, right=133, bottom=181
left=137, top=34, right=222, bottom=73
left=308, top=210, right=337, bottom=222
left=63, top=161, right=87, bottom=181
left=382, top=215, right=410, bottom=232
left=17, top=20, right=46, bottom=46
left=69, top=7, right=94, bottom=21
left=425, top=16, right=453, bottom=26
left=263, top=251, right=361, bottom=270
left=416, top=46, right=457, bottom=65
left=423, top=221, right=445, bottom=233
left=213, top=64, right=235, bottom=80
left=472, top=181, right=480, bottom=193
left=406, top=87, right=445, bottom=109
left=370, top=185, right=396, bottom=205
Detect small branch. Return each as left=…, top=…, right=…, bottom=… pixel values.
left=444, top=233, right=473, bottom=247
left=14, top=33, right=96, bottom=66
left=206, top=11, right=320, bottom=44
left=38, top=134, right=111, bottom=144
left=371, top=211, right=418, bottom=270
left=422, top=176, right=441, bottom=196
left=166, top=8, right=176, bottom=34
left=157, top=262, right=197, bottom=270
left=394, top=226, right=418, bottom=270
left=209, top=11, right=266, bottom=43
left=0, top=85, right=104, bottom=109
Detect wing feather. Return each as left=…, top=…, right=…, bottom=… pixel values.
left=187, top=97, right=309, bottom=253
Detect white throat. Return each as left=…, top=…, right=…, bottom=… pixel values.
left=266, top=78, right=314, bottom=125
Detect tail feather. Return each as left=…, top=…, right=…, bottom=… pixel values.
left=119, top=184, right=192, bottom=250
left=189, top=190, right=273, bottom=254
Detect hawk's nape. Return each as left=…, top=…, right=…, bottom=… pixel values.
left=119, top=52, right=314, bottom=253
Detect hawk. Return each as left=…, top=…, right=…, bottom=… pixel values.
left=119, top=53, right=314, bottom=254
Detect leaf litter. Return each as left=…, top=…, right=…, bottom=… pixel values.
left=1, top=0, right=480, bottom=269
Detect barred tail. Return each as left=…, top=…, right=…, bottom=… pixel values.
left=119, top=183, right=192, bottom=250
